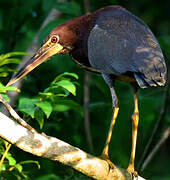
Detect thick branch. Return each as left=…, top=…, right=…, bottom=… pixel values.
left=0, top=112, right=145, bottom=180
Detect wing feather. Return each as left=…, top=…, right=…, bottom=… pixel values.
left=88, top=7, right=166, bottom=87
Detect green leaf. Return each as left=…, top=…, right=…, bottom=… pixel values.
left=35, top=101, right=52, bottom=118
left=14, top=164, right=23, bottom=173
left=0, top=163, right=6, bottom=171
left=0, top=58, right=21, bottom=66
left=2, top=139, right=9, bottom=147
left=0, top=67, right=15, bottom=73
left=19, top=160, right=40, bottom=169
left=53, top=104, right=70, bottom=112
left=35, top=108, right=45, bottom=129
left=53, top=72, right=79, bottom=82
left=55, top=80, right=76, bottom=95
left=0, top=72, right=8, bottom=77
left=63, top=72, right=79, bottom=79
left=3, top=52, right=30, bottom=58
left=6, top=154, right=16, bottom=166
left=0, top=83, right=20, bottom=93
left=1, top=94, right=10, bottom=102
left=53, top=99, right=82, bottom=113
left=18, top=98, right=36, bottom=118
left=0, top=52, right=30, bottom=63
left=18, top=97, right=52, bottom=120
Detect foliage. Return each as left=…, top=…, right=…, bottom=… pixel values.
left=0, top=0, right=170, bottom=179
left=18, top=72, right=81, bottom=129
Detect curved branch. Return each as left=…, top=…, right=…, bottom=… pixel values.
left=0, top=112, right=145, bottom=180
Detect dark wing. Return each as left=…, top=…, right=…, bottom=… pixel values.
left=88, top=7, right=167, bottom=88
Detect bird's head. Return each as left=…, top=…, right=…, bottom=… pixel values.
left=7, top=19, right=84, bottom=86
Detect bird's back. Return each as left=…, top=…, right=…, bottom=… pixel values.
left=88, top=6, right=167, bottom=88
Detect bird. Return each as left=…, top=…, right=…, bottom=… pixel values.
left=7, top=5, right=167, bottom=176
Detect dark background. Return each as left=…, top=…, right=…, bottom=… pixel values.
left=0, top=0, right=170, bottom=179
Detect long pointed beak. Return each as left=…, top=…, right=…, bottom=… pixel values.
left=7, top=43, right=64, bottom=86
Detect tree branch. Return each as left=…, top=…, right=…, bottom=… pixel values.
left=0, top=112, right=145, bottom=180
left=0, top=94, right=37, bottom=133
left=141, top=127, right=170, bottom=171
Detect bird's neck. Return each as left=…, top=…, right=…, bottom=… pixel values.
left=68, top=14, right=97, bottom=69
left=69, top=14, right=96, bottom=44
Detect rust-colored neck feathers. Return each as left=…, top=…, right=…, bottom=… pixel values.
left=49, top=6, right=123, bottom=49
left=49, top=14, right=95, bottom=48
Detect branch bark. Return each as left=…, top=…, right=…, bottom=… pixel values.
left=0, top=112, right=145, bottom=180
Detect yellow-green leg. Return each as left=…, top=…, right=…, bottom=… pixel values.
left=100, top=84, right=119, bottom=169
left=102, top=106, right=119, bottom=159
left=127, top=88, right=139, bottom=176
left=100, top=75, right=119, bottom=167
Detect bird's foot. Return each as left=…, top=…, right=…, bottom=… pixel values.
left=127, top=164, right=138, bottom=177
left=100, top=154, right=115, bottom=169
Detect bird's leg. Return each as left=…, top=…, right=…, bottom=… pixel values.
left=127, top=85, right=139, bottom=176
left=102, top=105, right=119, bottom=158
left=101, top=86, right=119, bottom=167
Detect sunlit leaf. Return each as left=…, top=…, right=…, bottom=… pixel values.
left=54, top=72, right=79, bottom=82
left=55, top=80, right=76, bottom=95
left=6, top=154, right=16, bottom=166
left=35, top=101, right=52, bottom=118
left=1, top=94, right=10, bottom=102
left=0, top=163, right=6, bottom=171
left=0, top=83, right=20, bottom=93
left=0, top=58, right=21, bottom=66
left=14, top=164, right=23, bottom=173
left=3, top=52, right=30, bottom=57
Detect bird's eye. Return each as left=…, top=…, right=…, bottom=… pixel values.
left=51, top=35, right=59, bottom=43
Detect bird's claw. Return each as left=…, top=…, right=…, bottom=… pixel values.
left=127, top=165, right=138, bottom=177
left=100, top=154, right=115, bottom=169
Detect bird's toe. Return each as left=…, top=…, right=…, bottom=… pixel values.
left=127, top=165, right=138, bottom=177
left=100, top=154, right=115, bottom=169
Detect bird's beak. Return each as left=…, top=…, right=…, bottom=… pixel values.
left=7, top=42, right=64, bottom=86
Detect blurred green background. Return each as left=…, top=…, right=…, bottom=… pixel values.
left=0, top=0, right=170, bottom=179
